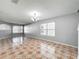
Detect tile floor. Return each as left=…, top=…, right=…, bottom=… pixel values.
left=0, top=36, right=78, bottom=59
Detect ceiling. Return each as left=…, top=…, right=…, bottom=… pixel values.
left=0, top=0, right=79, bottom=25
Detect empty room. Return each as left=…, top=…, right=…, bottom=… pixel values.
left=0, top=0, right=79, bottom=59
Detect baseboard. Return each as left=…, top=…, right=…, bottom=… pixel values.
left=31, top=36, right=78, bottom=49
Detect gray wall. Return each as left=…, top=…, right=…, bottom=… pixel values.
left=25, top=13, right=79, bottom=48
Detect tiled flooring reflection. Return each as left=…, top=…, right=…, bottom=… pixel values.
left=0, top=37, right=78, bottom=59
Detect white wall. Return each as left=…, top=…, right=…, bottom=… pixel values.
left=25, top=13, right=79, bottom=48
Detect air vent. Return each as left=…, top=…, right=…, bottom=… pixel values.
left=12, top=0, right=19, bottom=4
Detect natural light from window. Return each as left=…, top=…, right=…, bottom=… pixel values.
left=13, top=26, right=23, bottom=33
left=40, top=22, right=55, bottom=36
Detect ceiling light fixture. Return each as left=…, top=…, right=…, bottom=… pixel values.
left=31, top=11, right=39, bottom=22
left=12, top=0, right=19, bottom=4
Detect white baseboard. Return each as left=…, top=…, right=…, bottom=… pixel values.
left=31, top=36, right=78, bottom=48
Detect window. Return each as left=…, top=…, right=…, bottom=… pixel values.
left=13, top=26, right=23, bottom=33
left=0, top=24, right=11, bottom=30
left=40, top=22, right=55, bottom=36
left=0, top=24, right=11, bottom=36
left=24, top=26, right=30, bottom=33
